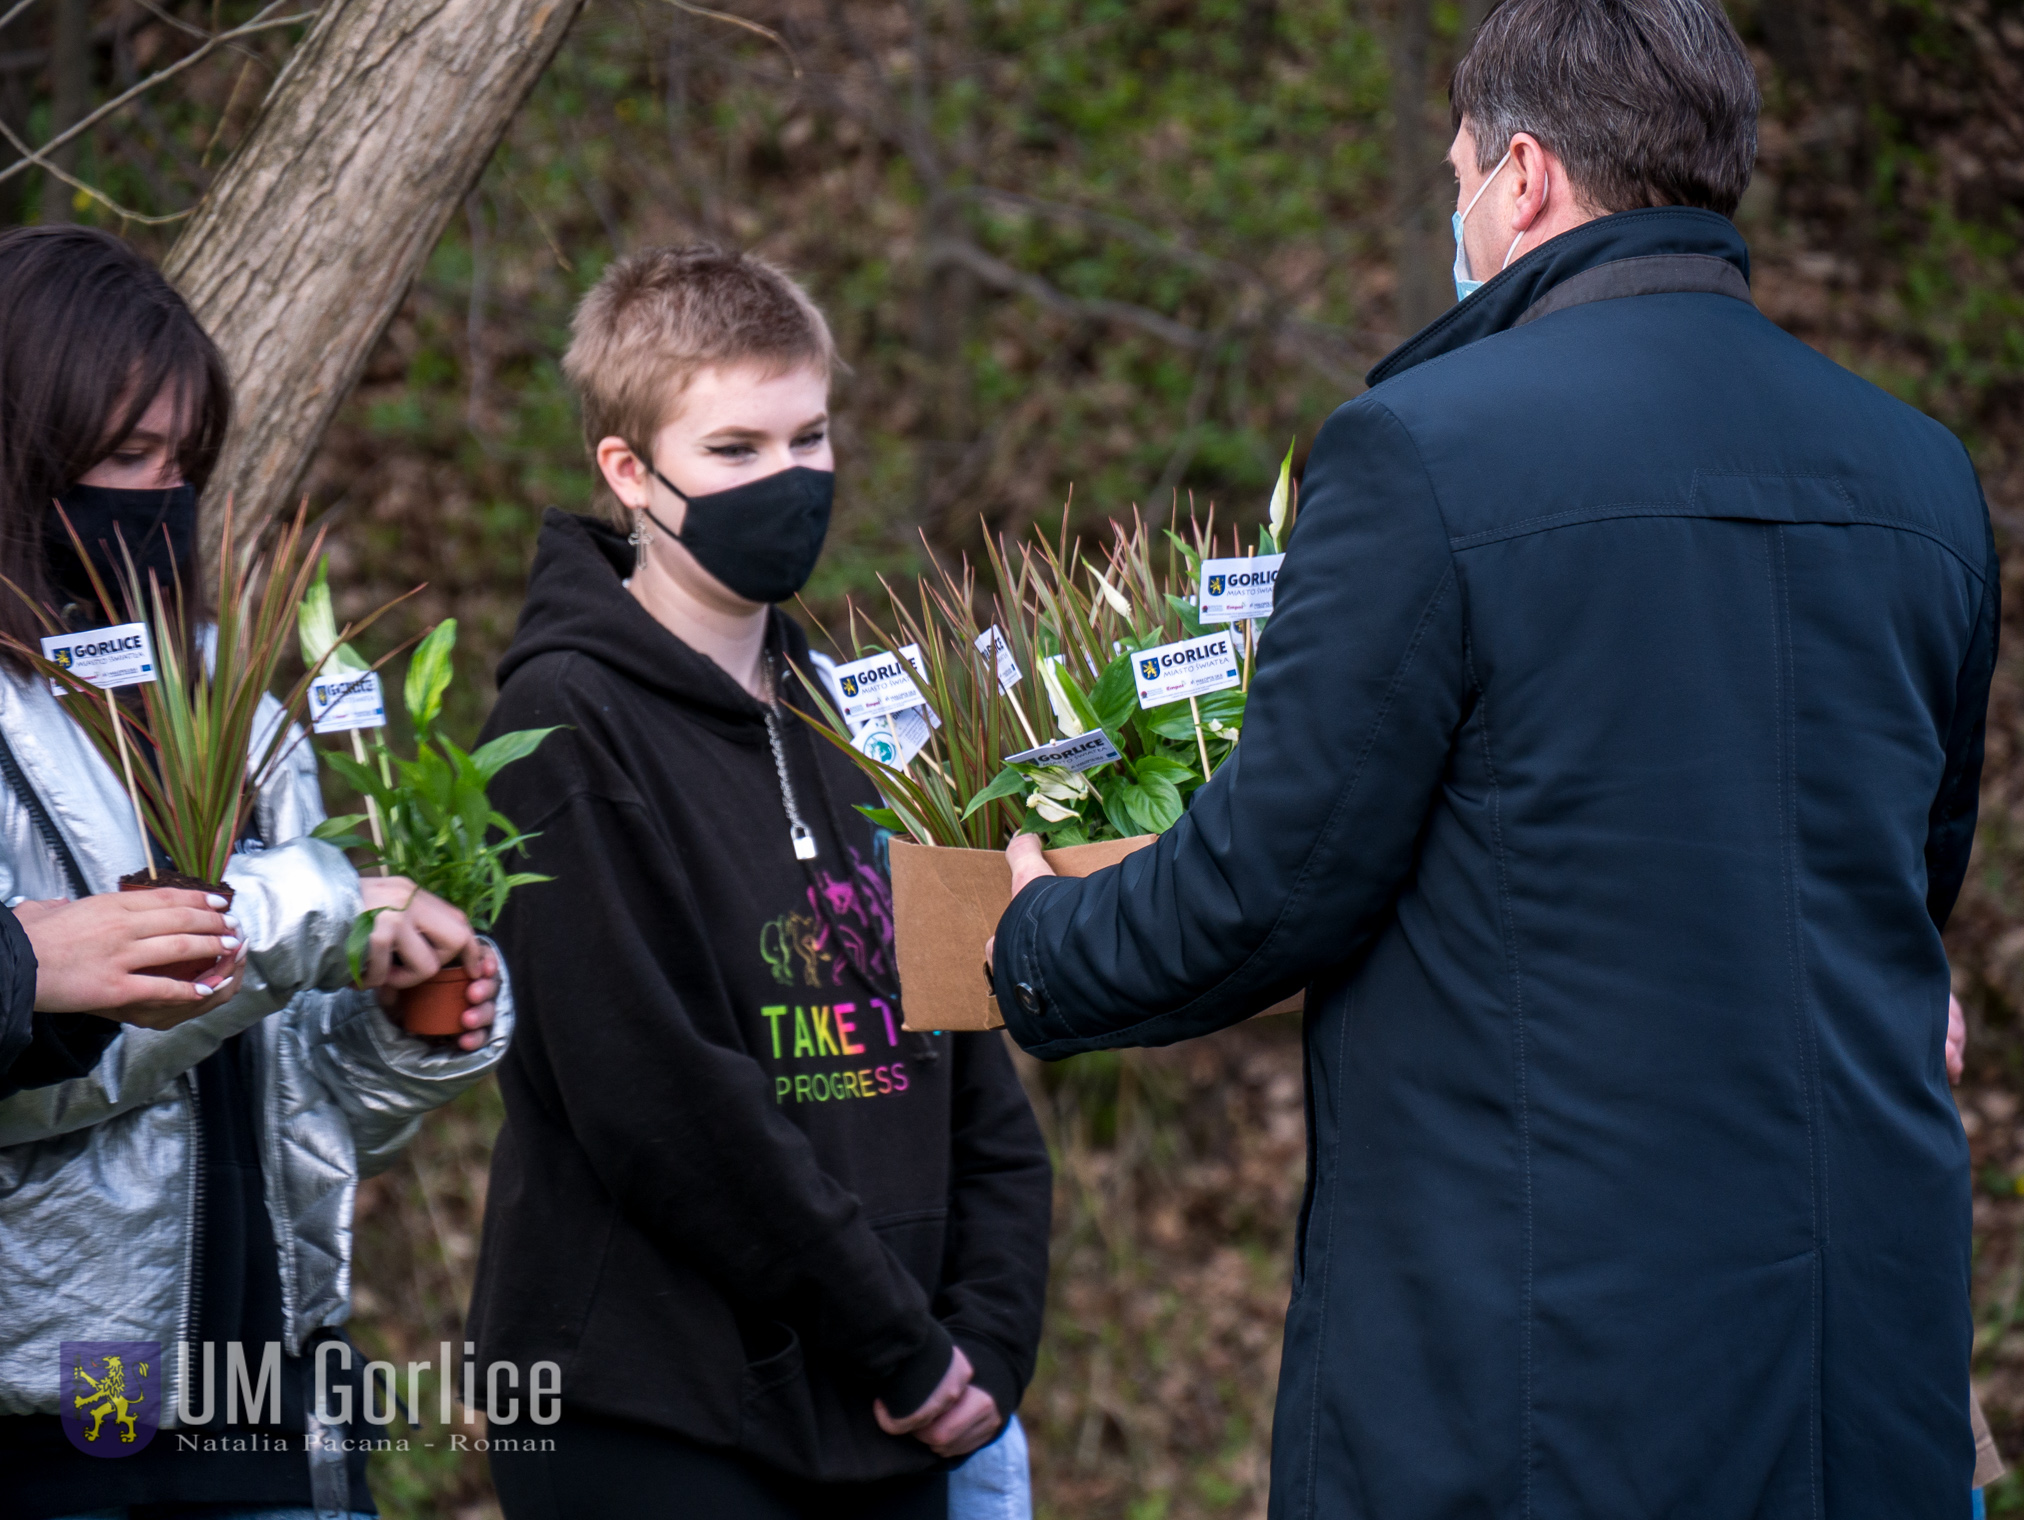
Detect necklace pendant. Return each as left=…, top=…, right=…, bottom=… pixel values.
left=791, top=824, right=818, bottom=861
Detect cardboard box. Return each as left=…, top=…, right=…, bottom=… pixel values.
left=889, top=834, right=1302, bottom=1031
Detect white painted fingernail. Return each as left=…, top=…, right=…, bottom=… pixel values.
left=205, top=894, right=228, bottom=909
left=194, top=982, right=216, bottom=996
left=221, top=936, right=240, bottom=950
left=223, top=913, right=241, bottom=930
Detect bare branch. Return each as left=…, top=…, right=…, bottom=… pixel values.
left=0, top=0, right=316, bottom=190
left=961, top=187, right=1257, bottom=288
left=653, top=0, right=800, bottom=77
left=925, top=237, right=1210, bottom=350
left=0, top=113, right=193, bottom=224
left=925, top=235, right=1387, bottom=393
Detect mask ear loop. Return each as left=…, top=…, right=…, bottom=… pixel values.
left=638, top=457, right=693, bottom=546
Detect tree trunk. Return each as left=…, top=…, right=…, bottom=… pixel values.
left=40, top=0, right=89, bottom=222
left=165, top=0, right=586, bottom=561
left=1391, top=0, right=1445, bottom=335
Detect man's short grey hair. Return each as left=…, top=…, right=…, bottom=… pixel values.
left=1451, top=0, right=1761, bottom=217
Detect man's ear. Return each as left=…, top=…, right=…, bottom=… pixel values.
left=595, top=435, right=650, bottom=510
left=1508, top=132, right=1555, bottom=231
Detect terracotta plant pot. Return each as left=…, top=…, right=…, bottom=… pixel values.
left=397, top=965, right=473, bottom=1038
left=119, top=871, right=235, bottom=982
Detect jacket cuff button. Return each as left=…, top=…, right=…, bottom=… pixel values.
left=1014, top=981, right=1041, bottom=1016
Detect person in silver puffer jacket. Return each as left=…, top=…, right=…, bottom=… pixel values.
left=0, top=665, right=513, bottom=1428
left=0, top=223, right=514, bottom=1520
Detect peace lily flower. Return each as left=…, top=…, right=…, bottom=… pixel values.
left=1025, top=766, right=1097, bottom=823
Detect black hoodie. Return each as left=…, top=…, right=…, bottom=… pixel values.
left=467, top=510, right=1051, bottom=1482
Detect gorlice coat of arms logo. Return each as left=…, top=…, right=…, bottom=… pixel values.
left=61, top=1341, right=161, bottom=1456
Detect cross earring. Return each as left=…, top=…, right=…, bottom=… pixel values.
left=629, top=511, right=654, bottom=555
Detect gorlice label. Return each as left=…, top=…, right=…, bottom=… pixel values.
left=309, top=670, right=386, bottom=734
left=1006, top=729, right=1122, bottom=773
left=853, top=708, right=931, bottom=770
left=974, top=625, right=1022, bottom=692
left=1197, top=554, right=1284, bottom=623
left=41, top=622, right=156, bottom=695
left=1132, top=631, right=1242, bottom=709
left=833, top=648, right=929, bottom=723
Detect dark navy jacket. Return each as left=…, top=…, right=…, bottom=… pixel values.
left=995, top=209, right=1996, bottom=1518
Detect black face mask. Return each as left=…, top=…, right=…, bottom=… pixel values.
left=48, top=482, right=197, bottom=619
left=643, top=464, right=834, bottom=605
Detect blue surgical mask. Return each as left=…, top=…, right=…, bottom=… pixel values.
left=1452, top=148, right=1524, bottom=301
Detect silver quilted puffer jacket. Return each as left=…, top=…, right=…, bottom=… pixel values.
left=0, top=663, right=513, bottom=1425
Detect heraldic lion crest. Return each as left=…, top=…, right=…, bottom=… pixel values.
left=61, top=1340, right=161, bottom=1456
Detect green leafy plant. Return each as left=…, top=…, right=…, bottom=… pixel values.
left=2, top=503, right=405, bottom=886
left=794, top=454, right=1298, bottom=850
left=311, top=619, right=557, bottom=971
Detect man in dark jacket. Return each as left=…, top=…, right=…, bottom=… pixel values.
left=992, top=1, right=1994, bottom=1514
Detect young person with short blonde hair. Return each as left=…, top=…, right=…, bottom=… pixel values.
left=471, top=246, right=1051, bottom=1519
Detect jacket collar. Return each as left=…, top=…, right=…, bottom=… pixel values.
left=1366, top=207, right=1752, bottom=387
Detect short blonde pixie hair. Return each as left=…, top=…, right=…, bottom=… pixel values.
left=562, top=244, right=836, bottom=473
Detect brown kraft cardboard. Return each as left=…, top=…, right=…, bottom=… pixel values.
left=889, top=834, right=1302, bottom=1031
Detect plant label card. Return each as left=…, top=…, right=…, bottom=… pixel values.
left=309, top=671, right=387, bottom=733
left=1133, top=631, right=1242, bottom=709
left=1006, top=730, right=1122, bottom=773
left=833, top=649, right=929, bottom=723
left=1197, top=554, right=1285, bottom=623
left=853, top=708, right=931, bottom=770
left=42, top=622, right=156, bottom=695
left=974, top=626, right=1023, bottom=692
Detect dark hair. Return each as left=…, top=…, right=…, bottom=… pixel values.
left=0, top=225, right=230, bottom=667
left=1451, top=0, right=1761, bottom=217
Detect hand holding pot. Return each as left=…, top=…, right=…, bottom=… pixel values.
left=356, top=876, right=500, bottom=1049
left=14, top=888, right=245, bottom=1028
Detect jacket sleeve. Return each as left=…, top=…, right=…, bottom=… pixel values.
left=1924, top=488, right=1999, bottom=932
left=0, top=835, right=361, bottom=1144
left=290, top=936, right=514, bottom=1177
left=933, top=1030, right=1052, bottom=1418
left=0, top=902, right=119, bottom=1100
left=492, top=722, right=956, bottom=1417
left=994, top=396, right=1469, bottom=1058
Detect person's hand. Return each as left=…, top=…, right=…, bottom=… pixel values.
left=14, top=889, right=246, bottom=1029
left=1007, top=832, right=1056, bottom=897
left=985, top=834, right=1060, bottom=975
left=1948, top=993, right=1966, bottom=1085
left=356, top=877, right=481, bottom=987
left=356, top=877, right=500, bottom=1050
left=916, top=1382, right=1003, bottom=1458
left=445, top=944, right=502, bottom=1052
left=874, top=1346, right=973, bottom=1439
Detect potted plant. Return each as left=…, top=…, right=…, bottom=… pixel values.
left=790, top=448, right=1299, bottom=1030
left=4, top=503, right=402, bottom=979
left=310, top=618, right=556, bottom=1036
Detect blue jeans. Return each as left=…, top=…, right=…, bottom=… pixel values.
left=947, top=1413, right=1031, bottom=1520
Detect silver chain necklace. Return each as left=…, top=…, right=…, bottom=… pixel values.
left=761, top=658, right=818, bottom=861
